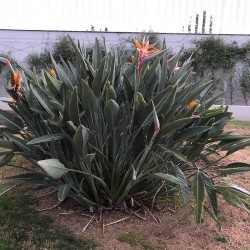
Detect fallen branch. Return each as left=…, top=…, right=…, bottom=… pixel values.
left=104, top=217, right=129, bottom=227
left=143, top=205, right=161, bottom=223
left=60, top=209, right=84, bottom=215
left=82, top=216, right=95, bottom=233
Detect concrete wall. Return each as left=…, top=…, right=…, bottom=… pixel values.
left=1, top=29, right=250, bottom=63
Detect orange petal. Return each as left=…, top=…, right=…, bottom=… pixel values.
left=13, top=72, right=22, bottom=86
left=133, top=38, right=142, bottom=50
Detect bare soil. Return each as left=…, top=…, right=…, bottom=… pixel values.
left=34, top=124, right=250, bottom=250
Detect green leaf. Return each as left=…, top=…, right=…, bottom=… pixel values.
left=30, top=84, right=55, bottom=117
left=69, top=86, right=80, bottom=126
left=44, top=71, right=61, bottom=96
left=159, top=117, right=194, bottom=138
left=0, top=110, right=24, bottom=132
left=92, top=38, right=103, bottom=69
left=58, top=184, right=72, bottom=202
left=192, top=172, right=205, bottom=224
left=182, top=81, right=212, bottom=108
left=81, top=80, right=98, bottom=112
left=104, top=99, right=120, bottom=128
left=37, top=159, right=68, bottom=179
left=174, top=165, right=190, bottom=202
left=175, top=126, right=210, bottom=141
left=27, top=134, right=65, bottom=145
left=155, top=173, right=186, bottom=186
left=0, top=183, right=16, bottom=196
left=73, top=125, right=89, bottom=157
left=201, top=173, right=218, bottom=216
left=92, top=56, right=106, bottom=97
left=3, top=132, right=35, bottom=154
left=0, top=152, right=14, bottom=167
left=220, top=162, right=250, bottom=175
left=226, top=140, right=250, bottom=156
left=158, top=145, right=190, bottom=164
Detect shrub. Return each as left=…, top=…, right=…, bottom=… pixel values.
left=0, top=36, right=250, bottom=225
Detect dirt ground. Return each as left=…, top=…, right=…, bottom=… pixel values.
left=33, top=124, right=250, bottom=250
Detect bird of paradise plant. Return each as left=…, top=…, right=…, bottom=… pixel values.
left=0, top=36, right=250, bottom=227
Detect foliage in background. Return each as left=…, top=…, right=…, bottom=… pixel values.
left=26, top=35, right=77, bottom=71
left=0, top=36, right=250, bottom=226
left=181, top=36, right=250, bottom=105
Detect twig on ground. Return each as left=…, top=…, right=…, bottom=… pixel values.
left=143, top=205, right=161, bottom=223
left=60, top=209, right=84, bottom=215
left=36, top=201, right=63, bottom=212
left=82, top=216, right=95, bottom=233
left=36, top=189, right=57, bottom=198
left=104, top=217, right=130, bottom=227
left=151, top=181, right=165, bottom=208
left=131, top=210, right=146, bottom=220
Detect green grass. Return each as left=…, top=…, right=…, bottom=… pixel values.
left=118, top=231, right=155, bottom=250
left=0, top=193, right=96, bottom=250
left=228, top=120, right=250, bottom=128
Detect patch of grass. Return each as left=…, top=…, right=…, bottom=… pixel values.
left=0, top=193, right=96, bottom=250
left=228, top=120, right=250, bottom=128
left=118, top=231, right=155, bottom=250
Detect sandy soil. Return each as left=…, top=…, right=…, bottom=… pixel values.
left=33, top=124, right=250, bottom=250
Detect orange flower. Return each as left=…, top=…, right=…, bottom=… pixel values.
left=50, top=69, right=57, bottom=78
left=185, top=100, right=197, bottom=109
left=13, top=71, right=22, bottom=89
left=0, top=57, right=21, bottom=91
left=133, top=37, right=159, bottom=74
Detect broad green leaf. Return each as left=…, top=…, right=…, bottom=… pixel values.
left=92, top=56, right=106, bottom=97
left=158, top=145, right=190, bottom=164
left=81, top=80, right=98, bottom=112
left=181, top=81, right=212, bottom=108
left=175, top=126, right=210, bottom=141
left=37, top=159, right=68, bottom=179
left=220, top=162, right=250, bottom=175
left=201, top=173, right=218, bottom=216
left=174, top=165, right=190, bottom=202
left=69, top=86, right=80, bottom=126
left=155, top=173, right=186, bottom=186
left=30, top=84, right=55, bottom=118
left=104, top=99, right=120, bottom=128
left=92, top=38, right=103, bottom=69
left=27, top=134, right=65, bottom=145
left=0, top=140, right=14, bottom=149
left=73, top=125, right=89, bottom=157
left=0, top=183, right=16, bottom=196
left=3, top=132, right=35, bottom=153
left=44, top=71, right=61, bottom=96
left=226, top=140, right=250, bottom=156
left=192, top=172, right=205, bottom=224
left=58, top=183, right=72, bottom=201
left=0, top=110, right=24, bottom=132
left=159, top=117, right=194, bottom=138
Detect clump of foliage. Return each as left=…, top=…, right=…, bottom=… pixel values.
left=181, top=37, right=250, bottom=105
left=26, top=35, right=77, bottom=71
left=181, top=37, right=246, bottom=75
left=0, top=35, right=250, bottom=225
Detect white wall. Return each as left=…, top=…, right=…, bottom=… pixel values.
left=1, top=29, right=250, bottom=63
